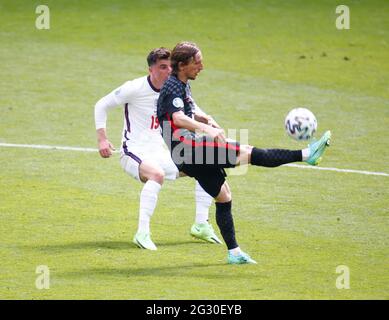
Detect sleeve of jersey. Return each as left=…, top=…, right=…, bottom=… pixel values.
left=94, top=92, right=120, bottom=130
left=94, top=80, right=137, bottom=130
left=112, top=80, right=137, bottom=105
left=162, top=93, right=185, bottom=117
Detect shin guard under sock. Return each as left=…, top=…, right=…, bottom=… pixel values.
left=215, top=201, right=238, bottom=250
left=250, top=147, right=302, bottom=167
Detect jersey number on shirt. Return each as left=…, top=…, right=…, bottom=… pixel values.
left=150, top=115, right=160, bottom=130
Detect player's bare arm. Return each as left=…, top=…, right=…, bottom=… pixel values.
left=194, top=112, right=220, bottom=128
left=193, top=105, right=219, bottom=127
left=172, top=110, right=226, bottom=143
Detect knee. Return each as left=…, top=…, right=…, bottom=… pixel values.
left=140, top=168, right=165, bottom=184
left=224, top=189, right=232, bottom=202
left=215, top=183, right=232, bottom=202
left=237, top=145, right=253, bottom=165
left=225, top=185, right=232, bottom=201
left=149, top=170, right=165, bottom=184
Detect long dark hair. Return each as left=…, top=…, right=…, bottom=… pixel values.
left=170, top=42, right=199, bottom=75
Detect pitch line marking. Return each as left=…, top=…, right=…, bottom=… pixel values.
left=0, top=142, right=388, bottom=177
left=283, top=163, right=388, bottom=177
left=0, top=142, right=99, bottom=153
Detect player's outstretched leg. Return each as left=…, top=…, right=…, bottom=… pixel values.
left=305, top=130, right=331, bottom=166
left=247, top=130, right=331, bottom=167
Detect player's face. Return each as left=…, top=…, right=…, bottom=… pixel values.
left=150, top=59, right=172, bottom=84
left=184, top=51, right=203, bottom=80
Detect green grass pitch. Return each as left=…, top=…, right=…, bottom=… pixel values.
left=0, top=0, right=388, bottom=299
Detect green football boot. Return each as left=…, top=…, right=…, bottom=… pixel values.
left=227, top=251, right=257, bottom=265
left=306, top=130, right=331, bottom=166
left=133, top=231, right=157, bottom=250
left=190, top=222, right=223, bottom=244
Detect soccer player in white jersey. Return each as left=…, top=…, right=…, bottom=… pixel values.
left=94, top=48, right=222, bottom=250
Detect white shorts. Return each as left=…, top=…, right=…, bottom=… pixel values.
left=120, top=144, right=179, bottom=181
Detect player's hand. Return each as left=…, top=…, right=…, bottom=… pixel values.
left=98, top=139, right=115, bottom=158
left=205, top=126, right=226, bottom=144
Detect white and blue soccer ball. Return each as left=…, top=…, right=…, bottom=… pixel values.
left=285, top=107, right=317, bottom=141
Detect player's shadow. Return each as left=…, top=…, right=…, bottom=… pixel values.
left=156, top=240, right=210, bottom=247
left=27, top=240, right=201, bottom=252
left=24, top=241, right=133, bottom=251
left=58, top=262, right=252, bottom=281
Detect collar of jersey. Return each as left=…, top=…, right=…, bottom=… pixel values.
left=170, top=74, right=188, bottom=87
left=147, top=75, right=160, bottom=93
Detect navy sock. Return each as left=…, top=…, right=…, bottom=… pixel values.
left=215, top=201, right=238, bottom=250
left=250, top=147, right=302, bottom=167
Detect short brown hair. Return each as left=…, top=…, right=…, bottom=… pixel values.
left=170, top=42, right=200, bottom=74
left=147, top=47, right=171, bottom=67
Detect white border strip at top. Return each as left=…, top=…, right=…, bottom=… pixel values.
left=0, top=142, right=387, bottom=177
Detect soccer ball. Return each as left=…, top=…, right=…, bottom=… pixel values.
left=285, top=108, right=317, bottom=141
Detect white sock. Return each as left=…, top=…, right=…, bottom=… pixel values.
left=195, top=181, right=213, bottom=224
left=302, top=148, right=310, bottom=161
left=137, top=180, right=162, bottom=234
left=228, top=247, right=241, bottom=255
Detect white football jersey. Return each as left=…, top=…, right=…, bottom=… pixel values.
left=112, top=76, right=165, bottom=151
